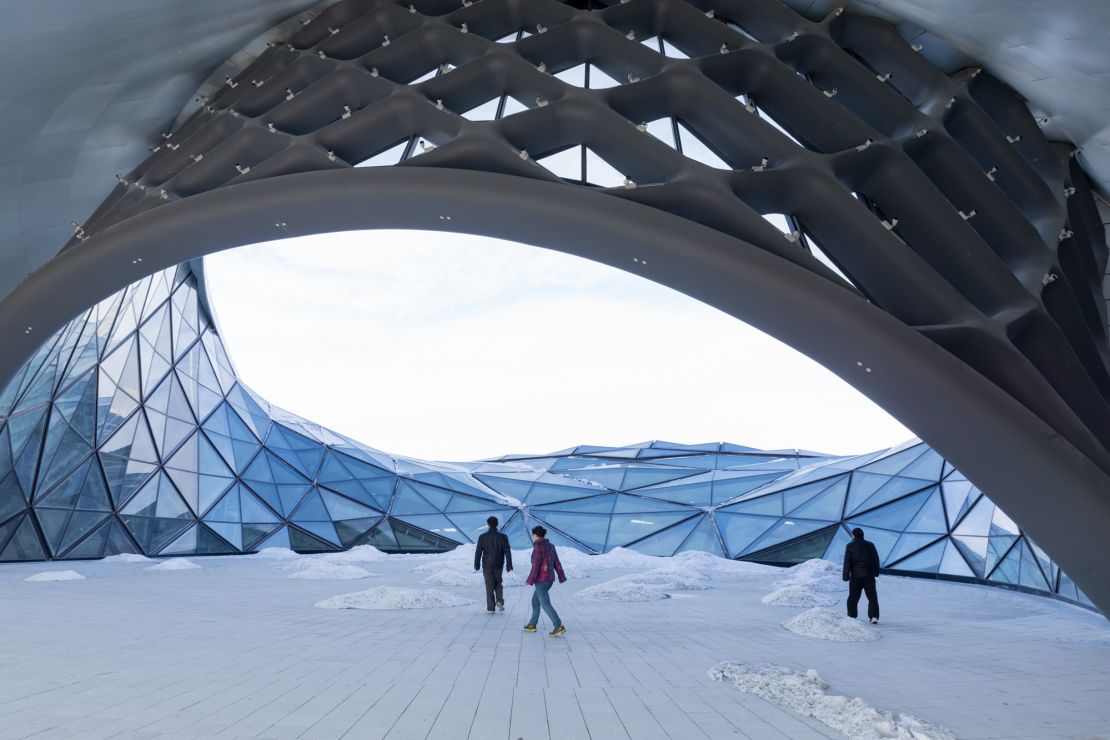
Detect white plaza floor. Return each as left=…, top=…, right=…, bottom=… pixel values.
left=0, top=546, right=1107, bottom=740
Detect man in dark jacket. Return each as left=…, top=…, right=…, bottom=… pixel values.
left=474, top=516, right=513, bottom=614
left=842, top=527, right=881, bottom=623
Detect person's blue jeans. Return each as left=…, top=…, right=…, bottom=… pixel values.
left=529, top=581, right=562, bottom=628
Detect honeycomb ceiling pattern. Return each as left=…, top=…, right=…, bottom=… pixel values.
left=65, top=0, right=1110, bottom=492
left=0, top=262, right=1091, bottom=608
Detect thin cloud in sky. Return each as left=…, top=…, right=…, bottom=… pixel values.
left=203, top=230, right=913, bottom=461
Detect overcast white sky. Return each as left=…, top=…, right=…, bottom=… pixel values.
left=203, top=230, right=912, bottom=461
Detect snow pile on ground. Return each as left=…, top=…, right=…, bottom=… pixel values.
left=761, top=586, right=838, bottom=608
left=320, top=545, right=390, bottom=565
left=709, top=662, right=954, bottom=740
left=251, top=547, right=301, bottom=560
left=145, top=558, right=201, bottom=572
left=25, top=570, right=85, bottom=582
left=286, top=559, right=376, bottom=580
left=101, top=553, right=152, bottom=563
left=575, top=563, right=713, bottom=602
left=316, top=586, right=475, bottom=610
left=671, top=549, right=775, bottom=576
left=773, top=559, right=848, bottom=593
left=783, top=607, right=879, bottom=642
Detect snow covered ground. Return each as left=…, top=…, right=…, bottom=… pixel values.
left=0, top=547, right=1106, bottom=739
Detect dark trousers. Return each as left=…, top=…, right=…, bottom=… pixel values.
left=847, top=576, right=879, bottom=620
left=483, top=567, right=504, bottom=611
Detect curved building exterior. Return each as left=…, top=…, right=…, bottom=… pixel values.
left=0, top=262, right=1091, bottom=608
left=0, top=0, right=1107, bottom=612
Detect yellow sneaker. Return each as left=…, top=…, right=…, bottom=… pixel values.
left=549, top=626, right=566, bottom=637
left=523, top=624, right=537, bottom=633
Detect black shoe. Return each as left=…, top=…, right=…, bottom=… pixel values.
left=496, top=601, right=505, bottom=612
left=549, top=625, right=566, bottom=636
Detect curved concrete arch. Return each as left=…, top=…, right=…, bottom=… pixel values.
left=0, top=164, right=1108, bottom=611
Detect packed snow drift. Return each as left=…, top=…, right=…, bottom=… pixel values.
left=761, top=586, right=838, bottom=608
left=316, top=586, right=476, bottom=610
left=144, top=558, right=201, bottom=572
left=25, top=570, right=84, bottom=582
left=783, top=607, right=879, bottom=642
left=286, top=559, right=377, bottom=580
left=710, top=661, right=954, bottom=740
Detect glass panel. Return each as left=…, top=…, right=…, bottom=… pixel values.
left=716, top=512, right=778, bottom=557
left=462, top=97, right=501, bottom=122
left=676, top=123, right=730, bottom=169
left=676, top=515, right=724, bottom=556
left=587, top=65, right=622, bottom=89
left=643, top=118, right=677, bottom=150
left=584, top=148, right=626, bottom=187
left=536, top=146, right=583, bottom=181
left=500, top=97, right=529, bottom=117
left=554, top=64, right=586, bottom=87
left=850, top=488, right=932, bottom=531
left=626, top=516, right=701, bottom=556
left=660, top=39, right=689, bottom=59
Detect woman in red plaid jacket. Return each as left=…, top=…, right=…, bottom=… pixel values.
left=524, top=525, right=567, bottom=636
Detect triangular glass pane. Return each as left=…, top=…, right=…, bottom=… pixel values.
left=891, top=537, right=945, bottom=573
left=59, top=510, right=110, bottom=555
left=536, top=146, right=583, bottom=181
left=676, top=515, right=724, bottom=556
left=62, top=517, right=110, bottom=559
left=158, top=523, right=197, bottom=555
left=715, top=512, right=779, bottom=557
left=846, top=476, right=931, bottom=517
left=718, top=492, right=783, bottom=517
left=204, top=521, right=242, bottom=551
left=787, top=477, right=849, bottom=520
left=500, top=97, right=528, bottom=117
left=587, top=65, right=622, bottom=89
left=939, top=540, right=974, bottom=577
left=291, top=488, right=330, bottom=521
left=35, top=507, right=72, bottom=554
left=742, top=518, right=835, bottom=556
left=611, top=494, right=699, bottom=514
left=584, top=148, right=626, bottom=187
left=886, top=532, right=944, bottom=566
left=676, top=123, right=730, bottom=169
left=355, top=140, right=408, bottom=168
left=530, top=511, right=609, bottom=552
left=621, top=465, right=694, bottom=490
left=951, top=535, right=988, bottom=577
left=905, top=488, right=947, bottom=533
left=321, top=489, right=381, bottom=521
left=850, top=488, right=932, bottom=531
left=204, top=486, right=241, bottom=523
left=0, top=514, right=45, bottom=561
left=555, top=63, right=586, bottom=87
left=661, top=39, right=689, bottom=59
left=240, top=488, right=279, bottom=524
left=627, top=516, right=700, bottom=556
left=941, top=480, right=975, bottom=527
left=462, top=98, right=501, bottom=121
left=953, top=497, right=994, bottom=537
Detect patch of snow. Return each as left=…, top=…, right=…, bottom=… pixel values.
left=316, top=586, right=476, bottom=610
left=575, top=562, right=712, bottom=602
left=710, top=661, right=954, bottom=740
left=25, top=570, right=85, bottom=582
left=783, top=607, right=878, bottom=642
left=576, top=580, right=672, bottom=602
left=251, top=547, right=301, bottom=560
left=773, top=558, right=848, bottom=593
left=101, top=553, right=152, bottom=563
left=320, top=545, right=389, bottom=564
left=761, top=586, right=837, bottom=608
left=286, top=560, right=376, bottom=580
left=144, top=558, right=201, bottom=572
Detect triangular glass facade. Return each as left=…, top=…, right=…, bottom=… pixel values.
left=0, top=264, right=1091, bottom=609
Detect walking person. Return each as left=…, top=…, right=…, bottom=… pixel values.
left=842, top=527, right=881, bottom=623
left=523, top=525, right=567, bottom=636
left=474, top=516, right=513, bottom=614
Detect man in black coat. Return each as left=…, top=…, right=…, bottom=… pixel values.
left=474, top=516, right=513, bottom=614
left=842, top=527, right=881, bottom=623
